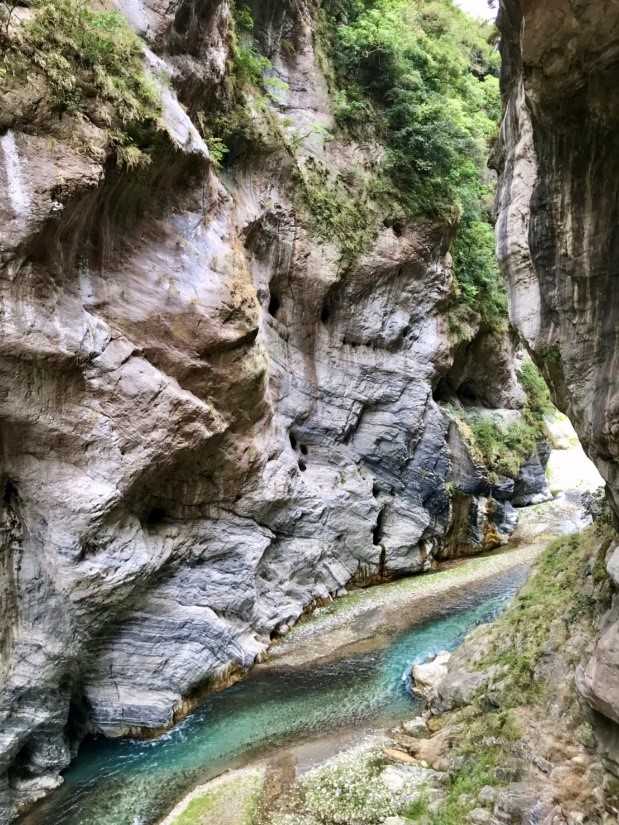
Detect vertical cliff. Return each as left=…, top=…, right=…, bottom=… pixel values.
left=0, top=0, right=551, bottom=818
left=495, top=0, right=619, bottom=776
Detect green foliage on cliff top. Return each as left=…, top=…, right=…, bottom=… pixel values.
left=0, top=0, right=161, bottom=166
left=324, top=0, right=500, bottom=218
left=197, top=2, right=287, bottom=165
left=318, top=0, right=505, bottom=322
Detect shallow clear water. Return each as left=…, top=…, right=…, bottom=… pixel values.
left=22, top=567, right=527, bottom=825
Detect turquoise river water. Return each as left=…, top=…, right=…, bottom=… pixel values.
left=21, top=566, right=528, bottom=825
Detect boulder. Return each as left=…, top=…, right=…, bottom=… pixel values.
left=411, top=652, right=451, bottom=702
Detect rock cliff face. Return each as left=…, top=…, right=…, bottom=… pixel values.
left=0, top=0, right=547, bottom=818
left=495, top=0, right=619, bottom=775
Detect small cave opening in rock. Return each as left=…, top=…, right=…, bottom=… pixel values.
left=145, top=507, right=169, bottom=526
left=3, top=478, right=18, bottom=508
left=300, top=444, right=308, bottom=456
left=268, top=293, right=281, bottom=318
left=298, top=459, right=307, bottom=472
left=432, top=374, right=487, bottom=406
left=171, top=0, right=194, bottom=38
left=383, top=216, right=404, bottom=237
left=7, top=743, right=34, bottom=786
left=433, top=375, right=480, bottom=405
left=64, top=690, right=91, bottom=750
left=289, top=433, right=297, bottom=450
left=432, top=376, right=453, bottom=403
left=372, top=507, right=386, bottom=546
left=372, top=481, right=381, bottom=498
left=391, top=218, right=405, bottom=237
left=320, top=305, right=331, bottom=324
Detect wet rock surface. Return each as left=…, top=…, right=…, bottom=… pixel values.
left=411, top=651, right=451, bottom=703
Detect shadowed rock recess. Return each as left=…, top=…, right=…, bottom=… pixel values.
left=494, top=0, right=619, bottom=778
left=0, top=0, right=587, bottom=819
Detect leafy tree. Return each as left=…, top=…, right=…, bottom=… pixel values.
left=322, top=0, right=505, bottom=328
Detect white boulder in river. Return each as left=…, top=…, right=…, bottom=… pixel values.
left=411, top=651, right=451, bottom=702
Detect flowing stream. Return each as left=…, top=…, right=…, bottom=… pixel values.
left=21, top=565, right=530, bottom=825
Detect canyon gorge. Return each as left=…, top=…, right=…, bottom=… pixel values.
left=0, top=0, right=617, bottom=822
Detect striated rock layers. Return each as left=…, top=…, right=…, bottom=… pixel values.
left=495, top=0, right=619, bottom=775
left=0, top=0, right=547, bottom=818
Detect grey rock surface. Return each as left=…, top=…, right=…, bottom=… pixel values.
left=511, top=441, right=552, bottom=507
left=495, top=0, right=619, bottom=775
left=411, top=651, right=451, bottom=703
left=0, top=0, right=543, bottom=818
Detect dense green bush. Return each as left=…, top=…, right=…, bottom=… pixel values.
left=469, top=415, right=538, bottom=478
left=0, top=0, right=160, bottom=166
left=320, top=0, right=505, bottom=326
left=519, top=360, right=554, bottom=422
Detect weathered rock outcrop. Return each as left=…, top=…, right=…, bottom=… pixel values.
left=0, top=0, right=546, bottom=817
left=495, top=0, right=619, bottom=772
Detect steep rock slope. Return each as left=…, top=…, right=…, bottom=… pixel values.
left=495, top=0, right=619, bottom=775
left=0, top=0, right=545, bottom=817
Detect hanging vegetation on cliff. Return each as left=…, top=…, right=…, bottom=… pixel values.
left=318, top=0, right=506, bottom=327
left=0, top=0, right=161, bottom=166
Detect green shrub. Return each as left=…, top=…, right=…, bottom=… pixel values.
left=399, top=787, right=429, bottom=818
left=319, top=0, right=505, bottom=326
left=293, top=158, right=378, bottom=263
left=429, top=748, right=503, bottom=825
left=451, top=219, right=507, bottom=333
left=468, top=416, right=537, bottom=479
left=1, top=0, right=161, bottom=165
left=519, top=361, right=553, bottom=422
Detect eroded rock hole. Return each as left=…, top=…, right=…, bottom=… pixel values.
left=300, top=444, right=308, bottom=456
left=432, top=376, right=453, bottom=403
left=391, top=218, right=404, bottom=237
left=64, top=691, right=91, bottom=748
left=320, top=306, right=330, bottom=324
left=3, top=479, right=17, bottom=508
left=372, top=507, right=386, bottom=546
left=298, top=459, right=307, bottom=472
left=146, top=507, right=168, bottom=526
left=383, top=216, right=404, bottom=236
left=289, top=433, right=297, bottom=450
left=268, top=293, right=280, bottom=317
left=8, top=743, right=34, bottom=786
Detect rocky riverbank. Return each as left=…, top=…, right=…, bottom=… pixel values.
left=264, top=445, right=597, bottom=670
left=155, top=445, right=616, bottom=825
left=160, top=518, right=618, bottom=825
